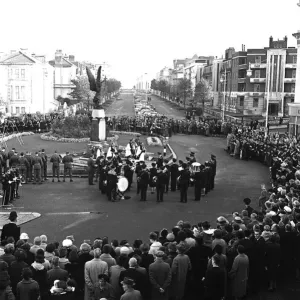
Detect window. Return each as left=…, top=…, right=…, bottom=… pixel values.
left=16, top=107, right=20, bottom=114
left=254, top=84, right=260, bottom=92
left=255, top=70, right=260, bottom=78
left=21, top=107, right=25, bottom=114
left=292, top=84, right=295, bottom=93
left=9, top=69, right=13, bottom=78
left=21, top=69, right=25, bottom=79
left=8, top=85, right=13, bottom=100
left=293, top=56, right=297, bottom=64
left=239, top=96, right=244, bottom=107
left=255, top=56, right=261, bottom=64
left=21, top=86, right=25, bottom=99
left=239, top=57, right=246, bottom=65
left=292, top=70, right=296, bottom=78
left=253, top=98, right=259, bottom=107
left=15, top=69, right=19, bottom=78
left=15, top=86, right=19, bottom=99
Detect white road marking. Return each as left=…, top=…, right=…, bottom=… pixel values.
left=45, top=212, right=105, bottom=215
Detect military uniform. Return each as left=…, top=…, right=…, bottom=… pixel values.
left=40, top=151, right=48, bottom=180
left=19, top=155, right=29, bottom=183
left=87, top=157, right=96, bottom=185
left=32, top=155, right=43, bottom=184
left=62, top=153, right=73, bottom=182
left=50, top=153, right=61, bottom=182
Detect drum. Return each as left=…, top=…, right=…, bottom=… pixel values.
left=117, top=176, right=129, bottom=192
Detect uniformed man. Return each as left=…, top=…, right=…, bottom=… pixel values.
left=62, top=152, right=73, bottom=182
left=1, top=147, right=7, bottom=173
left=50, top=150, right=61, bottom=182
left=106, top=165, right=118, bottom=201
left=170, top=158, right=179, bottom=192
left=210, top=154, right=217, bottom=190
left=156, top=152, right=163, bottom=168
left=9, top=151, right=19, bottom=168
left=87, top=154, right=96, bottom=185
left=19, top=152, right=29, bottom=184
left=32, top=152, right=43, bottom=184
left=179, top=163, right=190, bottom=203
left=189, top=152, right=196, bottom=164
left=139, top=164, right=149, bottom=201
left=25, top=151, right=33, bottom=182
left=40, top=149, right=48, bottom=181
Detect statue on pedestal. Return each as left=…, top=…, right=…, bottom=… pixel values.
left=86, top=66, right=107, bottom=141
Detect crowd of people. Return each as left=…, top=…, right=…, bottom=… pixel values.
left=1, top=196, right=300, bottom=300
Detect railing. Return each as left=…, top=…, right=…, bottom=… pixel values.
left=250, top=63, right=267, bottom=69
left=250, top=78, right=266, bottom=83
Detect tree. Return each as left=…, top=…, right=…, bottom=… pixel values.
left=106, top=78, right=121, bottom=97
left=178, top=78, right=192, bottom=108
left=68, top=75, right=95, bottom=111
left=194, top=79, right=211, bottom=114
left=150, top=79, right=158, bottom=91
left=157, top=80, right=168, bottom=98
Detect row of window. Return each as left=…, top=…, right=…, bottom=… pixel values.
left=8, top=86, right=26, bottom=100
left=225, top=83, right=295, bottom=93
left=9, top=68, right=26, bottom=79
left=11, top=106, right=26, bottom=114
left=231, top=55, right=297, bottom=66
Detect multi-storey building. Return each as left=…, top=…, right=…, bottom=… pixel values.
left=215, top=37, right=296, bottom=117
left=0, top=50, right=57, bottom=114
left=136, top=73, right=151, bottom=91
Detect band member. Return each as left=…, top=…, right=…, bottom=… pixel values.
left=50, top=150, right=61, bottom=182
left=163, top=146, right=167, bottom=157
left=62, top=152, right=73, bottom=182
left=139, top=164, right=149, bottom=201
left=135, top=162, right=142, bottom=195
left=14, top=168, right=21, bottom=199
left=156, top=166, right=167, bottom=203
left=123, top=159, right=134, bottom=191
left=106, top=165, right=118, bottom=202
left=32, top=152, right=43, bottom=184
left=179, top=163, right=190, bottom=203
left=190, top=152, right=196, bottom=164
left=170, top=158, right=179, bottom=192
left=157, top=152, right=163, bottom=168
left=9, top=151, right=19, bottom=168
left=1, top=147, right=7, bottom=173
left=164, top=159, right=170, bottom=193
left=2, top=171, right=11, bottom=205
left=149, top=163, right=157, bottom=194
left=204, top=161, right=212, bottom=195
left=19, top=152, right=29, bottom=184
left=87, top=154, right=96, bottom=185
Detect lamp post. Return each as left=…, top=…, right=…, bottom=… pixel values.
left=220, top=67, right=226, bottom=122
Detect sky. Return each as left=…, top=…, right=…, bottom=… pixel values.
left=1, top=0, right=300, bottom=88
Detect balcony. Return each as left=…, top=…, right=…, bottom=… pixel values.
left=250, top=78, right=266, bottom=83
left=250, top=63, right=267, bottom=69
left=285, top=63, right=297, bottom=69
left=249, top=92, right=265, bottom=97
left=284, top=92, right=295, bottom=97
left=238, top=78, right=246, bottom=83
left=236, top=91, right=248, bottom=96
left=284, top=78, right=296, bottom=83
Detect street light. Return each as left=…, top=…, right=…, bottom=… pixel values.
left=220, top=67, right=226, bottom=122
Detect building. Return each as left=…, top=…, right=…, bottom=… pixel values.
left=136, top=73, right=152, bottom=91
left=216, top=37, right=296, bottom=117
left=0, top=50, right=57, bottom=114
left=49, top=50, right=77, bottom=99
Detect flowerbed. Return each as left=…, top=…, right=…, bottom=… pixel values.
left=41, top=132, right=119, bottom=143
left=1, top=131, right=34, bottom=142
left=146, top=136, right=163, bottom=147
left=110, top=131, right=141, bottom=137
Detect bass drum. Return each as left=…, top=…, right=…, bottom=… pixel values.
left=117, top=176, right=129, bottom=192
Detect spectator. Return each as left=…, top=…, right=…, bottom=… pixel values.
left=170, top=243, right=191, bottom=300
left=44, top=243, right=56, bottom=263
left=58, top=247, right=69, bottom=270
left=109, top=255, right=126, bottom=300
left=120, top=277, right=142, bottom=300
left=84, top=248, right=108, bottom=300
left=211, top=230, right=227, bottom=254
left=204, top=255, right=226, bottom=300
left=16, top=268, right=40, bottom=300
left=0, top=261, right=15, bottom=300
left=30, top=237, right=42, bottom=255
left=19, top=233, right=30, bottom=245
left=0, top=243, right=16, bottom=268
left=47, top=256, right=68, bottom=288
left=94, top=274, right=115, bottom=300
left=199, top=221, right=214, bottom=248
left=21, top=243, right=35, bottom=266
left=40, top=235, right=47, bottom=251
left=148, top=232, right=162, bottom=256
left=64, top=249, right=81, bottom=294
left=229, top=245, right=249, bottom=300
left=9, top=249, right=28, bottom=295
left=100, top=245, right=116, bottom=270
left=149, top=250, right=172, bottom=300
left=139, top=244, right=154, bottom=272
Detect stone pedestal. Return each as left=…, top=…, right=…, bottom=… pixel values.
left=90, top=109, right=106, bottom=141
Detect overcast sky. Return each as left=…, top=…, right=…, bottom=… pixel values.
left=1, top=0, right=299, bottom=87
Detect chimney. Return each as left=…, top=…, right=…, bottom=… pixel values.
left=69, top=55, right=75, bottom=62
left=269, top=36, right=273, bottom=47
left=55, top=49, right=63, bottom=63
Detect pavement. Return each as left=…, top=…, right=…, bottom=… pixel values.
left=105, top=92, right=135, bottom=117
left=0, top=211, right=41, bottom=230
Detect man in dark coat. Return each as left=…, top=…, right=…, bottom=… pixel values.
left=139, top=164, right=149, bottom=201
left=179, top=163, right=190, bottom=203
left=87, top=154, right=96, bottom=185
left=156, top=166, right=167, bottom=202
left=169, top=159, right=178, bottom=192
left=47, top=256, right=68, bottom=287
left=210, top=154, right=217, bottom=190
left=1, top=211, right=20, bottom=242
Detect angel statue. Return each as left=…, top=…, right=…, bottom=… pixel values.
left=86, top=66, right=105, bottom=109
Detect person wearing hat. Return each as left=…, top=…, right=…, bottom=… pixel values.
left=120, top=277, right=142, bottom=300
left=157, top=152, right=163, bottom=169
left=156, top=166, right=168, bottom=202
left=106, top=165, right=118, bottom=202
left=178, top=163, right=190, bottom=203
left=210, top=154, right=217, bottom=190
left=139, top=164, right=149, bottom=202
left=148, top=250, right=172, bottom=300
left=32, top=152, right=43, bottom=184
left=62, top=152, right=73, bottom=182
left=189, top=152, right=196, bottom=164
left=170, top=158, right=178, bottom=192
left=1, top=211, right=20, bottom=243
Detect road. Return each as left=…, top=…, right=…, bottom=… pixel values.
left=105, top=92, right=135, bottom=117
